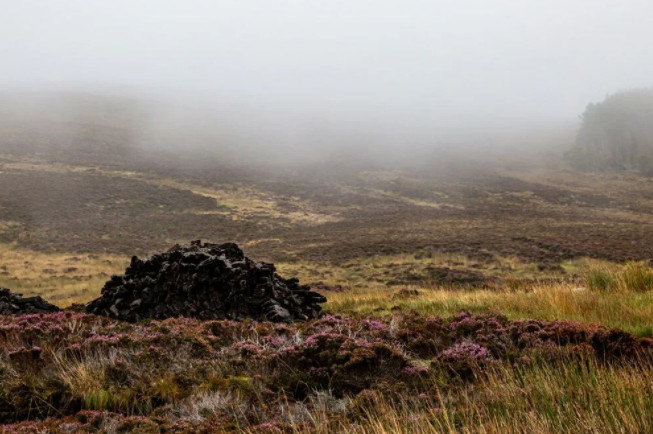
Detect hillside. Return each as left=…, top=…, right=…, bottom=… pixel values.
left=1, top=97, right=653, bottom=432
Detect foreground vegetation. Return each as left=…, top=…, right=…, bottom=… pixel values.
left=0, top=259, right=651, bottom=432
left=4, top=359, right=652, bottom=433
left=322, top=359, right=653, bottom=434
left=0, top=309, right=650, bottom=433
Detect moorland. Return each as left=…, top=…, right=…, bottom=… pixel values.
left=1, top=96, right=653, bottom=433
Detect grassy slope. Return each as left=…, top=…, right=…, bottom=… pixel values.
left=1, top=157, right=653, bottom=432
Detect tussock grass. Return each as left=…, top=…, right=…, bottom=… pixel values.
left=586, top=268, right=617, bottom=291
left=586, top=261, right=653, bottom=293
left=326, top=283, right=653, bottom=337
left=51, top=349, right=125, bottom=412
left=620, top=262, right=653, bottom=292
left=299, top=359, right=653, bottom=434
left=280, top=257, right=653, bottom=336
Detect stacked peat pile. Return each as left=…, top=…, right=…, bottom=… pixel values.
left=0, top=287, right=61, bottom=315
left=86, top=241, right=326, bottom=322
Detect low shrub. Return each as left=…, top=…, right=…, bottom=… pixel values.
left=0, top=311, right=650, bottom=427
left=271, top=332, right=411, bottom=397
left=434, top=341, right=496, bottom=379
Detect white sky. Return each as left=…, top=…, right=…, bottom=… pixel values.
left=2, top=0, right=652, bottom=152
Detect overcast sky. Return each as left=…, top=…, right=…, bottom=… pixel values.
left=2, top=0, right=652, bottom=155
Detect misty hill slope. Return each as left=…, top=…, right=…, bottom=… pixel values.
left=0, top=92, right=145, bottom=164
left=0, top=150, right=652, bottom=266
left=1, top=92, right=652, bottom=265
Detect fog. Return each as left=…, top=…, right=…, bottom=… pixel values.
left=2, top=0, right=653, bottom=164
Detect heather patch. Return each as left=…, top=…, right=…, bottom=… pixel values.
left=0, top=311, right=650, bottom=427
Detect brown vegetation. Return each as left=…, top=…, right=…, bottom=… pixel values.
left=0, top=311, right=650, bottom=432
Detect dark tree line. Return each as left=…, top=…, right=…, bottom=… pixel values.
left=568, top=88, right=653, bottom=175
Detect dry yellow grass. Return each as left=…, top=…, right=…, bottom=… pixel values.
left=324, top=283, right=653, bottom=336
left=280, top=255, right=653, bottom=336
left=0, top=243, right=127, bottom=306
left=294, top=359, right=653, bottom=434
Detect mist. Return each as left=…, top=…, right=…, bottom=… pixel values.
left=2, top=0, right=653, bottom=165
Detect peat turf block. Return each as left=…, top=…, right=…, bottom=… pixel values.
left=0, top=287, right=61, bottom=315
left=86, top=240, right=326, bottom=322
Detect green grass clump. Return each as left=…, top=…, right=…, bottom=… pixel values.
left=620, top=262, right=653, bottom=292
left=585, top=261, right=653, bottom=293
left=83, top=389, right=111, bottom=411
left=586, top=268, right=617, bottom=291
